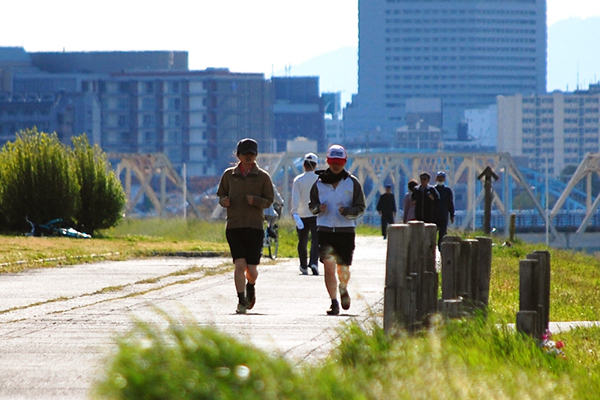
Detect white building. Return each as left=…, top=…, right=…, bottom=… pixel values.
left=464, top=104, right=497, bottom=149
left=497, top=86, right=600, bottom=176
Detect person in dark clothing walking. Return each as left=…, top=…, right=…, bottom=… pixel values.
left=434, top=171, right=455, bottom=249
left=376, top=184, right=396, bottom=239
left=411, top=172, right=439, bottom=223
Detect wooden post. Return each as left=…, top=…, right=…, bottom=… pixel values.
left=458, top=239, right=479, bottom=300
left=441, top=299, right=463, bottom=319
left=526, top=251, right=551, bottom=335
left=509, top=213, right=516, bottom=242
left=516, top=311, right=539, bottom=337
left=519, top=259, right=538, bottom=313
left=476, top=236, right=493, bottom=309
left=423, top=224, right=438, bottom=316
left=409, top=221, right=425, bottom=323
left=465, top=239, right=480, bottom=307
left=441, top=241, right=460, bottom=300
left=384, top=224, right=410, bottom=332
left=477, top=166, right=499, bottom=235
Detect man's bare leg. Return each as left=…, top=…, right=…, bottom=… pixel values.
left=337, top=264, right=351, bottom=310
left=323, top=254, right=340, bottom=315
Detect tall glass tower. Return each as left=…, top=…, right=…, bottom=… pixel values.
left=344, top=0, right=547, bottom=147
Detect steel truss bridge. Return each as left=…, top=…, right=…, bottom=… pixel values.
left=110, top=151, right=600, bottom=245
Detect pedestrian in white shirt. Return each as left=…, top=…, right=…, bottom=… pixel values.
left=291, top=153, right=320, bottom=275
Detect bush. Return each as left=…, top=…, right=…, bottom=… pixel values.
left=71, top=135, right=125, bottom=235
left=0, top=128, right=80, bottom=231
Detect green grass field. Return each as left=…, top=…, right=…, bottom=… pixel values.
left=1, top=218, right=599, bottom=399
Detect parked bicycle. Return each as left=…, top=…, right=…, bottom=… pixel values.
left=26, top=217, right=92, bottom=239
left=263, top=185, right=283, bottom=259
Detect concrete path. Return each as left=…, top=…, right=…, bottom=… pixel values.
left=0, top=236, right=388, bottom=400
left=1, top=235, right=598, bottom=399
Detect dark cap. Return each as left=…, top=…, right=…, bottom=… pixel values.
left=385, top=183, right=392, bottom=188
left=437, top=171, right=446, bottom=178
left=236, top=138, right=258, bottom=155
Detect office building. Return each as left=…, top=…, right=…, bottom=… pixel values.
left=344, top=0, right=547, bottom=148
left=272, top=77, right=326, bottom=152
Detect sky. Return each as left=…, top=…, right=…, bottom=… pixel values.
left=2, top=0, right=600, bottom=87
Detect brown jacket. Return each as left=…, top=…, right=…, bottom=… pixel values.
left=217, top=162, right=274, bottom=230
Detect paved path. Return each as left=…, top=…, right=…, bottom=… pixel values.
left=0, top=236, right=388, bottom=400
left=1, top=236, right=598, bottom=399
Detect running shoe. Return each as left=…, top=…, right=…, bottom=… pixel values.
left=327, top=300, right=340, bottom=316
left=339, top=285, right=351, bottom=310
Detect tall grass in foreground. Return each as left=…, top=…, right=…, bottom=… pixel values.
left=93, top=313, right=600, bottom=400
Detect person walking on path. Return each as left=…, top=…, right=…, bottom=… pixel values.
left=411, top=172, right=439, bottom=223
left=403, top=179, right=418, bottom=223
left=217, top=138, right=274, bottom=315
left=434, top=171, right=455, bottom=249
left=291, top=152, right=320, bottom=275
left=309, top=144, right=366, bottom=316
left=376, top=184, right=396, bottom=239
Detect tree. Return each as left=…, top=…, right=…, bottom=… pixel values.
left=0, top=128, right=80, bottom=231
left=71, top=134, right=125, bottom=235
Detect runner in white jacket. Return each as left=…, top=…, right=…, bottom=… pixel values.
left=309, top=145, right=366, bottom=316
left=291, top=153, right=320, bottom=275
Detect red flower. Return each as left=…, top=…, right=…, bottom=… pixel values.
left=555, top=341, right=565, bottom=349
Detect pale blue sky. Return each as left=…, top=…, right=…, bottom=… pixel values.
left=1, top=1, right=598, bottom=83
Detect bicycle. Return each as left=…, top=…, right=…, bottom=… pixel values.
left=263, top=220, right=279, bottom=259
left=26, top=217, right=92, bottom=239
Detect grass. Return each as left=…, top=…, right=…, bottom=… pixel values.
left=0, top=218, right=379, bottom=273
left=1, top=218, right=599, bottom=398
left=92, top=312, right=600, bottom=400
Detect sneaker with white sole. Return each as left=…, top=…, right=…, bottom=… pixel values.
left=236, top=303, right=247, bottom=314
left=327, top=299, right=340, bottom=315
left=339, top=285, right=351, bottom=310
left=310, top=264, right=319, bottom=276
left=299, top=265, right=308, bottom=275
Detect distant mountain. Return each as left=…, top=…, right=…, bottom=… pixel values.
left=548, top=17, right=600, bottom=91
left=276, top=17, right=600, bottom=106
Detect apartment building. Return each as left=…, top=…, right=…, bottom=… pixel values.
left=497, top=86, right=600, bottom=176
left=0, top=48, right=273, bottom=176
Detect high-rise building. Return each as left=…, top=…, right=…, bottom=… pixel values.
left=497, top=86, right=600, bottom=177
left=344, top=0, right=547, bottom=148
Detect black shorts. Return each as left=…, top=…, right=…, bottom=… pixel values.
left=318, top=231, right=356, bottom=266
left=226, top=228, right=263, bottom=265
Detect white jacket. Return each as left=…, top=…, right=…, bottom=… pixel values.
left=291, top=171, right=318, bottom=218
left=309, top=171, right=366, bottom=233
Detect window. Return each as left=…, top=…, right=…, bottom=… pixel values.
left=142, top=98, right=156, bottom=111
left=145, top=82, right=154, bottom=94
left=143, top=115, right=153, bottom=127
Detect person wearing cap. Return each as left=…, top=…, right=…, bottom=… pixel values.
left=291, top=152, right=320, bottom=275
left=411, top=172, right=440, bottom=223
left=309, top=144, right=366, bottom=315
left=403, top=178, right=419, bottom=223
left=434, top=171, right=455, bottom=249
left=217, top=138, right=275, bottom=314
left=376, top=183, right=396, bottom=239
